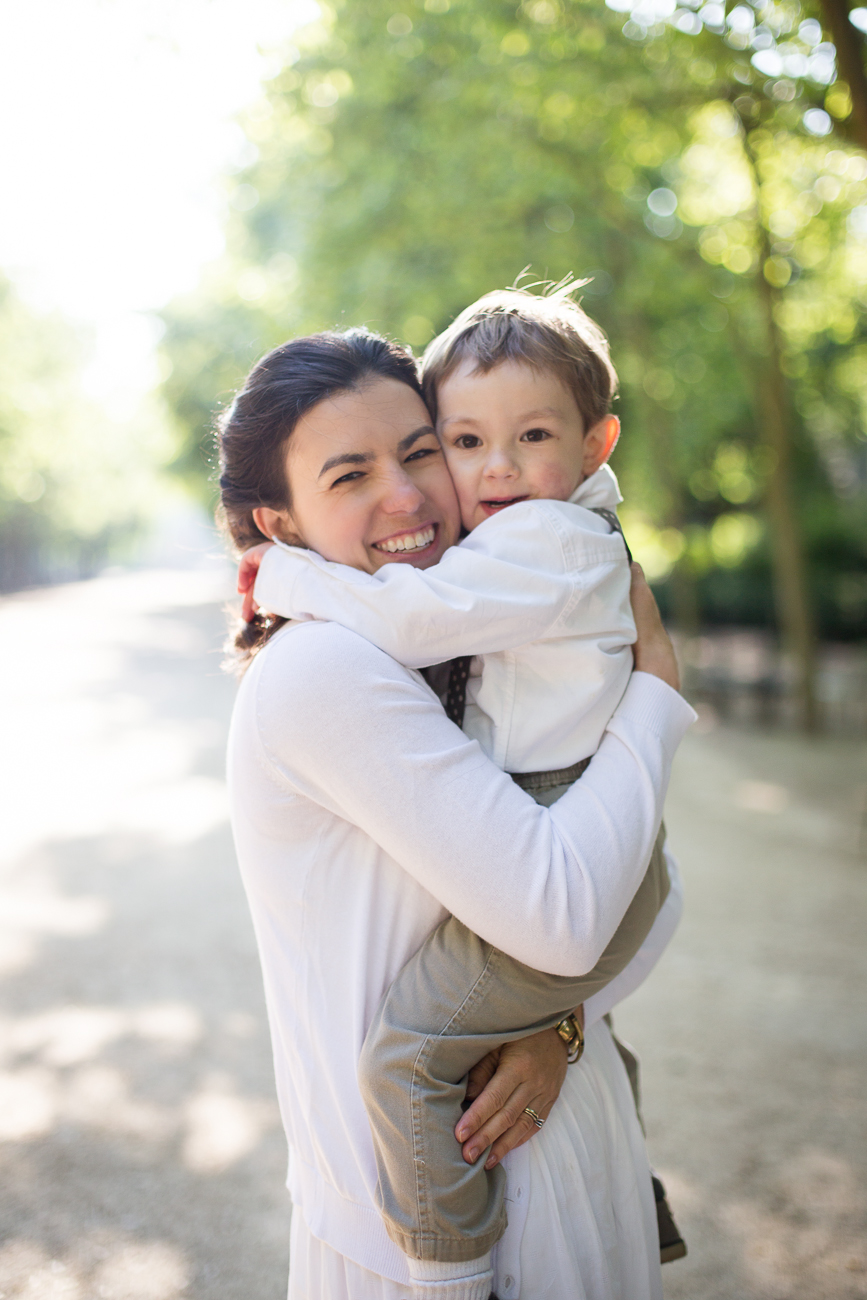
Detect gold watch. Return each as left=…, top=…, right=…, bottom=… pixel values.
left=556, top=1012, right=585, bottom=1064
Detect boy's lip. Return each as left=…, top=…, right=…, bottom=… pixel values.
left=371, top=521, right=438, bottom=558
left=478, top=495, right=530, bottom=517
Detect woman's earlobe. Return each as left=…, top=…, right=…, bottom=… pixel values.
left=253, top=505, right=300, bottom=544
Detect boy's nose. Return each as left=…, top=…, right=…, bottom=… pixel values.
left=483, top=449, right=519, bottom=479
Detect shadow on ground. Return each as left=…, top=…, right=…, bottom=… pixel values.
left=618, top=718, right=867, bottom=1300
left=1, top=570, right=865, bottom=1299
left=0, top=572, right=289, bottom=1300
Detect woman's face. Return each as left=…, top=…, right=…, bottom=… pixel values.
left=270, top=377, right=461, bottom=574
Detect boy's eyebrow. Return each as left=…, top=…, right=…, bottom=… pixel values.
left=318, top=426, right=436, bottom=477
left=441, top=406, right=564, bottom=428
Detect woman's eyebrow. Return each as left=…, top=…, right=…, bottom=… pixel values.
left=397, top=425, right=437, bottom=452
left=319, top=451, right=372, bottom=478
left=318, top=427, right=434, bottom=477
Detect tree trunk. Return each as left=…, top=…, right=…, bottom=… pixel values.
left=754, top=279, right=820, bottom=731
left=738, top=132, right=821, bottom=732
left=819, top=0, right=867, bottom=152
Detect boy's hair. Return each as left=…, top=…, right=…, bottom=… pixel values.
left=421, top=278, right=618, bottom=432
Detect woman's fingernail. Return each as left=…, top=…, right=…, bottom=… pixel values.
left=485, top=1157, right=497, bottom=1169
left=466, top=1147, right=479, bottom=1162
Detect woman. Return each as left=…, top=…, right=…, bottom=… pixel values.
left=220, top=329, right=692, bottom=1299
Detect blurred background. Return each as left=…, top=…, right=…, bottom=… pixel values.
left=1, top=1, right=866, bottom=1298
left=3, top=0, right=867, bottom=728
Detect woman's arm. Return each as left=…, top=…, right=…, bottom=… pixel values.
left=583, top=849, right=683, bottom=1026
left=252, top=500, right=629, bottom=669
left=252, top=624, right=693, bottom=975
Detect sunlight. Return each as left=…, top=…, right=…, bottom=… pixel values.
left=0, top=0, right=318, bottom=410
left=183, top=1077, right=276, bottom=1172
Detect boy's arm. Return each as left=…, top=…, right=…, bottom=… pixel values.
left=253, top=502, right=621, bottom=669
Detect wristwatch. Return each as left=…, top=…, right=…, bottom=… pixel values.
left=556, top=1012, right=585, bottom=1064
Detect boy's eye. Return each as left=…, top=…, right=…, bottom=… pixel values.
left=521, top=428, right=552, bottom=443
left=453, top=434, right=482, bottom=450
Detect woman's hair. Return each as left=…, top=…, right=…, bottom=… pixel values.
left=421, top=278, right=617, bottom=430
left=217, top=328, right=423, bottom=666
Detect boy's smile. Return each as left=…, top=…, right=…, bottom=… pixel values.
left=436, top=359, right=619, bottom=533
left=478, top=493, right=530, bottom=518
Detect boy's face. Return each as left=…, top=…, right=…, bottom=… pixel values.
left=436, top=359, right=618, bottom=532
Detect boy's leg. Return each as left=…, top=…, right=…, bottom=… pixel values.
left=605, top=1016, right=643, bottom=1125
left=358, top=825, right=670, bottom=1264
left=604, top=1015, right=688, bottom=1264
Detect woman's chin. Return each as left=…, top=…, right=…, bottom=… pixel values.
left=371, top=548, right=440, bottom=570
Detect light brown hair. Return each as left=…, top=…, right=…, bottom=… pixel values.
left=420, top=278, right=618, bottom=431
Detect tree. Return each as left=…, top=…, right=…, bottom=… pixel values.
left=0, top=277, right=173, bottom=590
left=160, top=0, right=867, bottom=726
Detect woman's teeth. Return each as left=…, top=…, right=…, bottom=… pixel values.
left=376, top=526, right=435, bottom=553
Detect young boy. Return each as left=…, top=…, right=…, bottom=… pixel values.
left=240, top=283, right=686, bottom=1298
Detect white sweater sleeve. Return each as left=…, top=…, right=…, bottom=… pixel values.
left=252, top=623, right=695, bottom=976
left=253, top=505, right=595, bottom=669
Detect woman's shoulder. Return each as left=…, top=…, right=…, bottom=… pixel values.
left=254, top=618, right=407, bottom=687
left=238, top=620, right=424, bottom=758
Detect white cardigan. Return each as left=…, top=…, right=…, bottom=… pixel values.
left=227, top=620, right=695, bottom=1282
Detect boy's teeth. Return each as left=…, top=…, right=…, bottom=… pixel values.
left=379, top=527, right=435, bottom=553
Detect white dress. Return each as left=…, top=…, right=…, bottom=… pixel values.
left=287, top=1020, right=661, bottom=1300
left=227, top=623, right=691, bottom=1300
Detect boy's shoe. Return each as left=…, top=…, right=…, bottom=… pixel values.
left=652, top=1174, right=688, bottom=1264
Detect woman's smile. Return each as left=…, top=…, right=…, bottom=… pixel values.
left=372, top=522, right=438, bottom=555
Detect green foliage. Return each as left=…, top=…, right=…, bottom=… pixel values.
left=0, top=278, right=173, bottom=591
left=160, top=0, right=867, bottom=636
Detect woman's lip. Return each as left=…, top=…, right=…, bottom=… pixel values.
left=371, top=522, right=438, bottom=555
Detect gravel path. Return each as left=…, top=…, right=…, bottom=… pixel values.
left=1, top=572, right=864, bottom=1300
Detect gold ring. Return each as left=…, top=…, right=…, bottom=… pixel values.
left=523, top=1106, right=545, bottom=1128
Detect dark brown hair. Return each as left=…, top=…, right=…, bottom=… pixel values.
left=217, top=328, right=423, bottom=666
left=421, top=279, right=618, bottom=431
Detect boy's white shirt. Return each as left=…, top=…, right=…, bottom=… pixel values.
left=255, top=464, right=636, bottom=773
left=254, top=463, right=682, bottom=1024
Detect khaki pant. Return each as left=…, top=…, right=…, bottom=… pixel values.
left=358, top=778, right=669, bottom=1264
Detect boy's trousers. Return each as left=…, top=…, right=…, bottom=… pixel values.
left=357, top=772, right=669, bottom=1264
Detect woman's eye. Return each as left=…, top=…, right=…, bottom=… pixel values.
left=405, top=446, right=439, bottom=463
left=454, top=435, right=482, bottom=450
left=522, top=428, right=551, bottom=443
left=331, top=470, right=365, bottom=487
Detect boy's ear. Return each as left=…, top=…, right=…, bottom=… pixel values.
left=582, top=416, right=620, bottom=478
left=252, top=506, right=304, bottom=547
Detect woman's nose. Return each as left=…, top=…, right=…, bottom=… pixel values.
left=380, top=468, right=426, bottom=515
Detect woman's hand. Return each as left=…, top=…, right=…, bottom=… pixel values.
left=629, top=562, right=680, bottom=692
left=238, top=542, right=274, bottom=623
left=454, top=1025, right=570, bottom=1169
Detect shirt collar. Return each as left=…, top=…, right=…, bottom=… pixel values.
left=568, top=464, right=622, bottom=510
